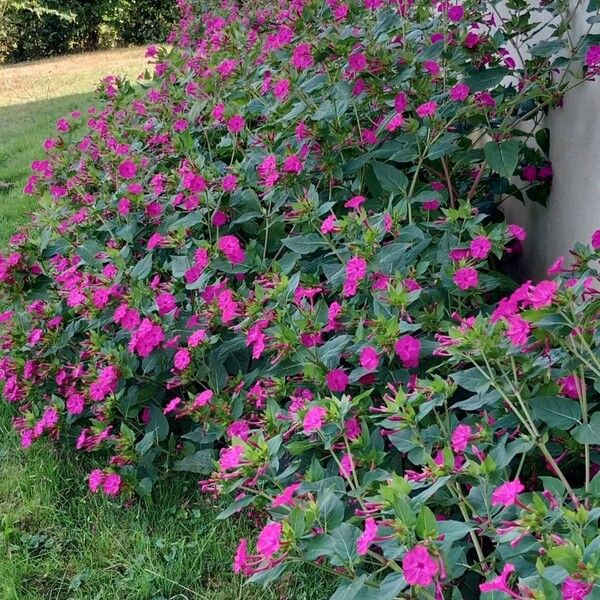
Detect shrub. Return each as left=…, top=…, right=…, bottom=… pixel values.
left=1, top=0, right=600, bottom=597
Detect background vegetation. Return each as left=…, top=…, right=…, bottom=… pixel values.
left=0, top=0, right=178, bottom=64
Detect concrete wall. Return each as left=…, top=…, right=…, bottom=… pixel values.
left=502, top=5, right=600, bottom=281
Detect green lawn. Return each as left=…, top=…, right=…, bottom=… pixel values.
left=0, top=51, right=331, bottom=600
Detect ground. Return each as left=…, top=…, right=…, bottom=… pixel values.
left=0, top=50, right=331, bottom=600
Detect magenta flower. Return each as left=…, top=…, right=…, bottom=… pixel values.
left=591, top=229, right=600, bottom=250
left=359, top=346, right=380, bottom=370
left=416, top=101, right=438, bottom=118
left=344, top=194, right=366, bottom=209
left=272, top=483, right=301, bottom=507
left=585, top=45, right=600, bottom=68
left=562, top=577, right=593, bottom=600
left=103, top=473, right=122, bottom=496
left=386, top=112, right=405, bottom=132
left=174, top=348, right=191, bottom=371
left=447, top=4, right=465, bottom=22
left=470, top=236, right=492, bottom=260
left=451, top=424, right=472, bottom=453
left=507, top=223, right=526, bottom=241
left=559, top=374, right=582, bottom=399
left=479, top=563, right=516, bottom=594
left=303, top=405, right=328, bottom=433
left=118, top=159, right=137, bottom=180
left=233, top=539, right=250, bottom=574
left=273, top=78, right=290, bottom=101
left=326, top=368, right=349, bottom=393
left=227, top=114, right=245, bottom=134
left=89, top=469, right=104, bottom=493
left=256, top=522, right=282, bottom=558
left=357, top=517, right=378, bottom=555
left=343, top=256, right=368, bottom=297
left=395, top=335, right=421, bottom=369
left=453, top=267, right=479, bottom=290
left=218, top=235, right=246, bottom=265
left=348, top=52, right=367, bottom=72
left=291, top=43, right=314, bottom=70
left=505, top=314, right=530, bottom=346
left=222, top=173, right=238, bottom=192
left=402, top=545, right=438, bottom=587
left=491, top=479, right=525, bottom=506
left=528, top=280, right=558, bottom=309
left=220, top=445, right=244, bottom=470
left=450, top=82, right=470, bottom=101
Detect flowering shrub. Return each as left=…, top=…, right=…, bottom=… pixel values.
left=1, top=0, right=600, bottom=597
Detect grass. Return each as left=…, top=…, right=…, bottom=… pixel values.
left=0, top=47, right=149, bottom=246
left=0, top=50, right=332, bottom=599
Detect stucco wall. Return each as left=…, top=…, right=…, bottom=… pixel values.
left=502, top=5, right=600, bottom=281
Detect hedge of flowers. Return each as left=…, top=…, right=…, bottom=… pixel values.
left=2, top=0, right=600, bottom=597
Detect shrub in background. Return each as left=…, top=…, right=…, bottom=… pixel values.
left=1, top=0, right=600, bottom=597
left=0, top=0, right=177, bottom=63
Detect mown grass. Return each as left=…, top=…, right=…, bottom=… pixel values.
left=0, top=50, right=333, bottom=600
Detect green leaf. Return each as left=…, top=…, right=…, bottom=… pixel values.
left=317, top=489, right=346, bottom=532
left=465, top=66, right=508, bottom=92
left=130, top=252, right=153, bottom=280
left=172, top=449, right=215, bottom=474
left=416, top=506, right=438, bottom=538
left=547, top=545, right=581, bottom=571
left=281, top=233, right=325, bottom=255
left=450, top=368, right=491, bottom=394
left=330, top=522, right=361, bottom=566
left=371, top=160, right=408, bottom=193
left=530, top=396, right=582, bottom=430
left=572, top=412, right=600, bottom=444
left=484, top=140, right=521, bottom=179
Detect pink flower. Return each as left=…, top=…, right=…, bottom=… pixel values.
left=220, top=445, right=244, bottom=470
left=194, top=390, right=213, bottom=407
left=89, top=469, right=104, bottom=493
left=222, top=173, right=238, bottom=192
left=344, top=195, right=366, bottom=209
left=118, top=160, right=137, bottom=180
left=233, top=539, right=249, bottom=574
left=423, top=200, right=440, bottom=211
left=416, top=101, right=438, bottom=118
left=303, top=406, right=328, bottom=432
left=480, top=563, right=516, bottom=594
left=585, top=45, right=600, bottom=68
left=528, top=280, right=558, bottom=309
left=447, top=4, right=465, bottom=21
left=67, top=393, right=85, bottom=415
left=174, top=348, right=191, bottom=371
left=395, top=335, right=421, bottom=369
left=218, top=235, right=245, bottom=265
left=470, top=236, right=492, bottom=260
left=227, top=114, right=245, bottom=134
left=357, top=518, right=378, bottom=555
left=291, top=43, right=314, bottom=70
left=505, top=314, right=530, bottom=346
left=272, top=483, right=301, bottom=507
left=508, top=223, right=526, bottom=241
left=521, top=164, right=538, bottom=181
left=451, top=424, right=472, bottom=453
left=273, top=79, right=291, bottom=101
left=326, top=368, right=349, bottom=393
left=453, top=267, right=478, bottom=290
left=283, top=154, right=303, bottom=174
left=348, top=52, right=367, bottom=73
left=450, top=82, right=470, bottom=101
left=559, top=374, right=582, bottom=399
left=386, top=112, right=405, bottom=132
left=321, top=214, right=340, bottom=234
left=359, top=346, right=379, bottom=370
left=128, top=318, right=165, bottom=357
left=343, top=256, right=368, bottom=297
left=423, top=60, right=441, bottom=76
left=562, top=577, right=593, bottom=600
left=491, top=479, right=525, bottom=506
left=256, top=522, right=282, bottom=558
left=156, top=292, right=177, bottom=315
left=103, top=473, right=122, bottom=496
left=403, top=545, right=438, bottom=587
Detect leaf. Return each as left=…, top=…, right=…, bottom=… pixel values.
left=145, top=404, right=169, bottom=440
left=130, top=252, right=153, bottom=280
left=484, top=140, right=521, bottom=179
left=360, top=574, right=408, bottom=600
left=530, top=39, right=565, bottom=58
left=572, top=412, right=600, bottom=444
left=172, top=449, right=215, bottom=474
left=415, top=505, right=438, bottom=538
left=78, top=240, right=103, bottom=268
left=317, top=489, right=345, bottom=532
left=371, top=160, right=408, bottom=193
left=465, top=66, right=508, bottom=92
left=317, top=335, right=351, bottom=369
left=281, top=233, right=325, bottom=255
left=450, top=368, right=491, bottom=394
left=530, top=396, right=582, bottom=430
left=330, top=522, right=361, bottom=566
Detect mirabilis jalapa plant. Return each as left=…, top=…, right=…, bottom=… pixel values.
left=1, top=0, right=600, bottom=596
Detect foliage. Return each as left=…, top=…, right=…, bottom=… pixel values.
left=1, top=0, right=600, bottom=597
